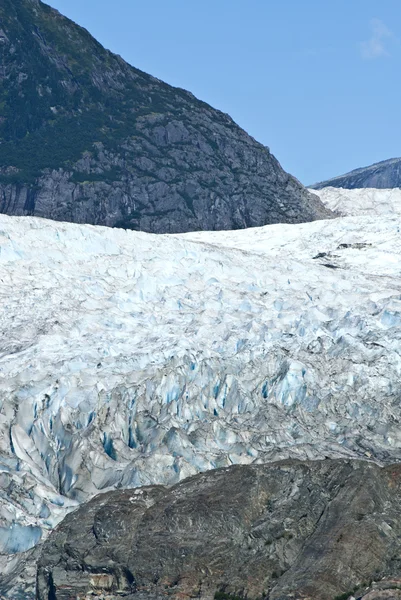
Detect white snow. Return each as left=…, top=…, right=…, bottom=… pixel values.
left=0, top=187, right=400, bottom=592
left=311, top=186, right=401, bottom=217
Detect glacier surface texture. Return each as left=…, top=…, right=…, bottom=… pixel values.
left=0, top=187, right=400, bottom=595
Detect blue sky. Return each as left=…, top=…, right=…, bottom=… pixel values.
left=47, top=0, right=401, bottom=184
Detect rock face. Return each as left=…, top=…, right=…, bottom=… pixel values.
left=36, top=460, right=401, bottom=600
left=311, top=157, right=401, bottom=190
left=0, top=0, right=330, bottom=232
left=0, top=187, right=400, bottom=597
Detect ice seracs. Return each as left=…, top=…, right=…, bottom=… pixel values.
left=0, top=187, right=400, bottom=597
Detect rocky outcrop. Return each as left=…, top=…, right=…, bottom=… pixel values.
left=0, top=0, right=331, bottom=232
left=36, top=460, right=401, bottom=600
left=311, top=157, right=401, bottom=190
left=0, top=133, right=330, bottom=233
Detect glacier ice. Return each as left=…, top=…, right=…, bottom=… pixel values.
left=0, top=186, right=400, bottom=596
left=311, top=186, right=401, bottom=217
left=0, top=525, right=42, bottom=554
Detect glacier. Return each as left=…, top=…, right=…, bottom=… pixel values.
left=0, top=187, right=401, bottom=597
left=312, top=185, right=401, bottom=217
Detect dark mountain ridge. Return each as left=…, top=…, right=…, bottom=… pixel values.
left=311, top=157, right=401, bottom=190
left=0, top=0, right=331, bottom=232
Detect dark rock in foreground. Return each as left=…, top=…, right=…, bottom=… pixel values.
left=311, top=157, right=401, bottom=190
left=36, top=460, right=401, bottom=600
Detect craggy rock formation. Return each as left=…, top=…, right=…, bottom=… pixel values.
left=0, top=0, right=331, bottom=232
left=311, top=157, right=401, bottom=190
left=36, top=460, right=401, bottom=600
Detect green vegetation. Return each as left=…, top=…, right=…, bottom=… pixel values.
left=69, top=166, right=124, bottom=184
left=0, top=114, right=112, bottom=183
left=0, top=0, right=205, bottom=182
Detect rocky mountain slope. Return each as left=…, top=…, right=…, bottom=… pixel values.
left=311, top=157, right=401, bottom=190
left=0, top=0, right=330, bottom=232
left=36, top=460, right=401, bottom=600
left=0, top=188, right=400, bottom=597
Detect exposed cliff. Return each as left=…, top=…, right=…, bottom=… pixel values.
left=0, top=0, right=330, bottom=232
left=36, top=460, right=401, bottom=600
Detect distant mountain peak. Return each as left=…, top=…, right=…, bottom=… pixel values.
left=311, top=157, right=401, bottom=190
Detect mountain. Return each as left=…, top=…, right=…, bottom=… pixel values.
left=311, top=157, right=401, bottom=190
left=36, top=460, right=401, bottom=600
left=0, top=187, right=400, bottom=597
left=0, top=0, right=331, bottom=233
